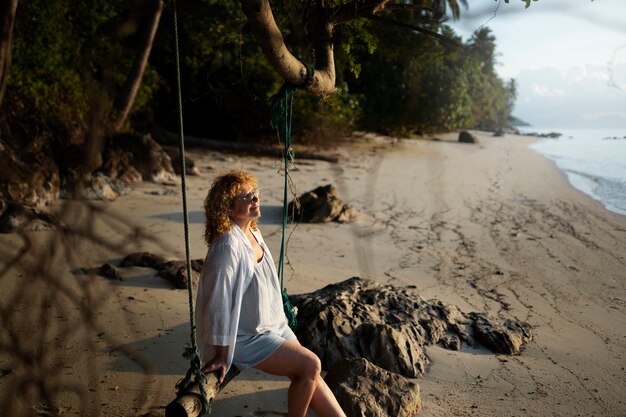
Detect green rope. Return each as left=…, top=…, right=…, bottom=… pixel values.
left=169, top=0, right=209, bottom=414
left=269, top=65, right=314, bottom=331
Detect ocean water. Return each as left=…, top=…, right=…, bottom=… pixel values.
left=522, top=127, right=626, bottom=217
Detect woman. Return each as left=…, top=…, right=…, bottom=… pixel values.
left=195, top=169, right=346, bottom=417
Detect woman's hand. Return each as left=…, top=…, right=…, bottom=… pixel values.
left=202, top=345, right=228, bottom=383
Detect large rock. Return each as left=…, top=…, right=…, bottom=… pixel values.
left=60, top=171, right=129, bottom=201
left=291, top=277, right=532, bottom=378
left=325, top=357, right=421, bottom=417
left=0, top=146, right=60, bottom=206
left=355, top=323, right=428, bottom=378
left=288, top=184, right=357, bottom=223
left=163, top=146, right=201, bottom=176
left=103, top=133, right=177, bottom=184
left=470, top=312, right=532, bottom=354
left=0, top=131, right=177, bottom=207
left=0, top=200, right=61, bottom=233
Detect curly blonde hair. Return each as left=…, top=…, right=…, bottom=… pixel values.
left=203, top=169, right=258, bottom=246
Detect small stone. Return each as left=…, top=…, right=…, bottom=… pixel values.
left=459, top=131, right=479, bottom=144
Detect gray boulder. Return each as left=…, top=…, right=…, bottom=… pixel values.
left=291, top=277, right=532, bottom=378
left=325, top=357, right=422, bottom=417
left=103, top=133, right=177, bottom=184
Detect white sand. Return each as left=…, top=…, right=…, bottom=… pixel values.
left=1, top=131, right=625, bottom=416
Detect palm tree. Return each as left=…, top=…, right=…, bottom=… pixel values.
left=435, top=0, right=469, bottom=20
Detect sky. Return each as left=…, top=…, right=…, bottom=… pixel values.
left=449, top=0, right=626, bottom=128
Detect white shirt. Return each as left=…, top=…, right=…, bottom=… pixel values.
left=194, top=223, right=282, bottom=372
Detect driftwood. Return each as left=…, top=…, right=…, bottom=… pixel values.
left=165, top=367, right=240, bottom=417
left=101, top=252, right=204, bottom=289
left=152, top=125, right=339, bottom=163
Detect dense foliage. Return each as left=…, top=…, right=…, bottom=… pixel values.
left=4, top=0, right=161, bottom=150
left=346, top=21, right=516, bottom=134
left=2, top=0, right=517, bottom=148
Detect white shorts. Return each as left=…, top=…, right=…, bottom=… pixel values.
left=232, top=325, right=297, bottom=369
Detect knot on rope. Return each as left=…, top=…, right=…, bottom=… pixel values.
left=175, top=345, right=210, bottom=415
left=269, top=64, right=315, bottom=146
left=301, top=63, right=315, bottom=89
left=285, top=147, right=296, bottom=164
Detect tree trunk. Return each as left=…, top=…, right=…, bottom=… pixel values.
left=0, top=0, right=18, bottom=107
left=240, top=0, right=336, bottom=97
left=112, top=0, right=163, bottom=132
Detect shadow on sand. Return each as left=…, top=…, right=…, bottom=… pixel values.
left=149, top=204, right=284, bottom=225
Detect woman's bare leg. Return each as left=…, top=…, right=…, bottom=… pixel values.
left=254, top=340, right=345, bottom=417
left=310, top=375, right=346, bottom=417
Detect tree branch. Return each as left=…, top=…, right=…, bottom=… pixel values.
left=239, top=0, right=336, bottom=97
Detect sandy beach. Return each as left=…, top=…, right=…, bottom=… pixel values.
left=1, top=131, right=625, bottom=417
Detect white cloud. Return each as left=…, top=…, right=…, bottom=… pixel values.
left=448, top=0, right=626, bottom=127
left=530, top=83, right=566, bottom=97
left=513, top=62, right=626, bottom=127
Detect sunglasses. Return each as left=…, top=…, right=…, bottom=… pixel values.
left=237, top=188, right=260, bottom=203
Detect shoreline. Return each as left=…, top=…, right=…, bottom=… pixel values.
left=526, top=129, right=626, bottom=219
left=1, top=130, right=625, bottom=416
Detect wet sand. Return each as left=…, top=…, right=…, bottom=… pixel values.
left=1, top=131, right=625, bottom=416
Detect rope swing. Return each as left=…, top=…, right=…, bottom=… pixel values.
left=167, top=0, right=210, bottom=415
left=165, top=1, right=314, bottom=414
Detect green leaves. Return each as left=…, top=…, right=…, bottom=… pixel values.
left=339, top=18, right=378, bottom=78
left=346, top=22, right=515, bottom=134
left=8, top=0, right=161, bottom=141
left=4, top=0, right=520, bottom=148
